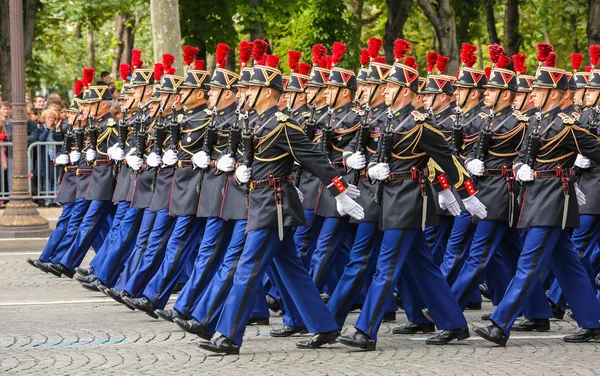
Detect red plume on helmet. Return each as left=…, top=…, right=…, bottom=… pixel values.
left=194, top=60, right=205, bottom=70
left=512, top=54, right=527, bottom=75
left=590, top=45, right=600, bottom=67
left=489, top=43, right=505, bottom=65
left=216, top=43, right=230, bottom=68
left=82, top=68, right=95, bottom=87
left=367, top=38, right=383, bottom=59
left=252, top=40, right=269, bottom=63
left=331, top=42, right=347, bottom=66
left=288, top=50, right=302, bottom=72
left=154, top=63, right=165, bottom=81
left=393, top=39, right=412, bottom=62
left=131, top=49, right=143, bottom=69
left=437, top=55, right=449, bottom=73
left=266, top=55, right=280, bottom=69
left=484, top=67, right=492, bottom=79
left=544, top=52, right=557, bottom=67
left=360, top=49, right=370, bottom=67
left=373, top=56, right=386, bottom=63
left=298, top=62, right=311, bottom=76
left=311, top=44, right=327, bottom=66
left=585, top=65, right=592, bottom=72
left=74, top=79, right=84, bottom=96
left=119, top=64, right=130, bottom=81
left=570, top=53, right=584, bottom=71
left=324, top=56, right=333, bottom=70
left=460, top=43, right=477, bottom=67
left=496, top=54, right=511, bottom=69
left=536, top=43, right=554, bottom=64
left=162, top=53, right=175, bottom=70
left=403, top=56, right=417, bottom=70
left=182, top=46, right=199, bottom=67
left=426, top=52, right=438, bottom=73
left=239, top=41, right=254, bottom=67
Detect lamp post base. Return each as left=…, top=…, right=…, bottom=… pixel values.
left=0, top=200, right=51, bottom=238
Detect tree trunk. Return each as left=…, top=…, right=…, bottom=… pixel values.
left=121, top=16, right=135, bottom=66
left=151, top=0, right=183, bottom=74
left=588, top=0, right=600, bottom=46
left=86, top=26, right=95, bottom=69
left=457, top=16, right=470, bottom=44
left=111, top=13, right=127, bottom=81
left=383, top=0, right=414, bottom=64
left=248, top=0, right=265, bottom=41
left=504, top=0, right=522, bottom=56
left=571, top=14, right=579, bottom=53
left=483, top=0, right=499, bottom=44
left=23, top=0, right=39, bottom=61
left=418, top=0, right=459, bottom=73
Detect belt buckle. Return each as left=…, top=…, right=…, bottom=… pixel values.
left=410, top=166, right=417, bottom=180
left=533, top=171, right=540, bottom=179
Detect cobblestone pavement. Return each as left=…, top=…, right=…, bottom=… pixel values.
left=1, top=239, right=599, bottom=375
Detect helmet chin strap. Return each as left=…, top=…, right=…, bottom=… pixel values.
left=517, top=92, right=529, bottom=111
left=248, top=87, right=262, bottom=110
left=459, top=88, right=472, bottom=109
left=490, top=90, right=502, bottom=114
left=330, top=86, right=341, bottom=109
left=539, top=89, right=551, bottom=113
left=181, top=88, right=196, bottom=106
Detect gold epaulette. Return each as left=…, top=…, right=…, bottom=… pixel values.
left=275, top=112, right=289, bottom=122
left=107, top=118, right=116, bottom=127
left=478, top=112, right=488, bottom=119
left=302, top=111, right=311, bottom=119
left=411, top=110, right=427, bottom=122
left=449, top=114, right=457, bottom=122
left=177, top=114, right=185, bottom=123
left=572, top=112, right=581, bottom=120
left=513, top=110, right=529, bottom=122
left=203, top=108, right=213, bottom=115
left=557, top=113, right=575, bottom=124
left=352, top=108, right=365, bottom=116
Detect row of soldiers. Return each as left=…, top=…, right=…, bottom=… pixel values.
left=25, top=36, right=600, bottom=354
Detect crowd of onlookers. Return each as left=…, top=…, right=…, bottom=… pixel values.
left=0, top=71, right=121, bottom=208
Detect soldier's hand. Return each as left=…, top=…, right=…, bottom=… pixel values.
left=192, top=151, right=210, bottom=169
left=575, top=183, right=587, bottom=206
left=438, top=188, right=460, bottom=216
left=127, top=155, right=143, bottom=171
left=346, top=184, right=361, bottom=199
left=516, top=164, right=534, bottom=182
left=347, top=152, right=366, bottom=170
left=235, top=165, right=251, bottom=183
left=217, top=154, right=235, bottom=172
left=335, top=191, right=364, bottom=220
left=466, top=159, right=485, bottom=176
left=162, top=149, right=178, bottom=166
left=112, top=147, right=125, bottom=161
left=107, top=144, right=117, bottom=157
left=69, top=150, right=81, bottom=164
left=295, top=186, right=304, bottom=203
left=126, top=147, right=137, bottom=157
left=55, top=154, right=69, bottom=166
left=85, top=149, right=97, bottom=162
left=147, top=152, right=162, bottom=167
left=368, top=163, right=390, bottom=181
left=574, top=154, right=591, bottom=169
left=463, top=195, right=487, bottom=219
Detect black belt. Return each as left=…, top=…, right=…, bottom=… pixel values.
left=93, top=158, right=112, bottom=166
left=534, top=166, right=572, bottom=179
left=64, top=166, right=77, bottom=172
left=331, top=161, right=346, bottom=170
left=484, top=165, right=513, bottom=177
left=76, top=168, right=93, bottom=176
left=387, top=167, right=428, bottom=182
left=177, top=160, right=193, bottom=168
left=250, top=175, right=295, bottom=190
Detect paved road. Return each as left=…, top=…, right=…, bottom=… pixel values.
left=0, top=237, right=599, bottom=375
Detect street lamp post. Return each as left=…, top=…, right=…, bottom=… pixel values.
left=0, top=0, right=51, bottom=238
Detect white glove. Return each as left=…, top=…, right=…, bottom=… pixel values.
left=162, top=149, right=178, bottom=166
left=347, top=152, right=366, bottom=170
left=147, top=152, right=162, bottom=167
left=192, top=151, right=210, bottom=169
left=69, top=151, right=81, bottom=164
left=235, top=165, right=251, bottom=183
left=55, top=154, right=69, bottom=166
left=126, top=147, right=137, bottom=157
left=296, top=187, right=304, bottom=203
left=516, top=164, right=534, bottom=182
left=346, top=184, right=360, bottom=199
left=438, top=188, right=461, bottom=216
left=217, top=155, right=235, bottom=172
left=575, top=183, right=587, bottom=206
left=335, top=191, right=365, bottom=220
left=85, top=149, right=96, bottom=162
left=107, top=144, right=117, bottom=157
left=127, top=155, right=143, bottom=171
left=574, top=154, right=591, bottom=169
left=111, top=147, right=125, bottom=161
left=368, top=163, right=390, bottom=181
left=463, top=195, right=488, bottom=219
left=466, top=159, right=485, bottom=176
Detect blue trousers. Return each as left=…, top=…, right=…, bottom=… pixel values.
left=295, top=210, right=324, bottom=269
left=355, top=229, right=467, bottom=340
left=216, top=227, right=339, bottom=346
left=114, top=209, right=158, bottom=291
left=547, top=215, right=600, bottom=310
left=309, top=216, right=351, bottom=291
left=122, top=209, right=175, bottom=297
left=173, top=217, right=235, bottom=317
left=89, top=201, right=130, bottom=271
left=425, top=216, right=455, bottom=266
left=93, top=206, right=145, bottom=287
left=39, top=202, right=75, bottom=262
left=397, top=265, right=430, bottom=324
left=491, top=227, right=600, bottom=336
left=142, top=216, right=206, bottom=309
left=50, top=198, right=91, bottom=264
left=58, top=200, right=115, bottom=271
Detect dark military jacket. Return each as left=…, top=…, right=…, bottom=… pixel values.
left=196, top=103, right=238, bottom=218
left=575, top=107, right=600, bottom=215
left=457, top=102, right=489, bottom=160
left=112, top=109, right=138, bottom=204
left=515, top=106, right=600, bottom=228
left=343, top=102, right=389, bottom=223
left=169, top=104, right=209, bottom=216
left=370, top=104, right=474, bottom=231
left=246, top=105, right=349, bottom=232
left=298, top=105, right=329, bottom=210
left=75, top=119, right=93, bottom=200
left=130, top=112, right=157, bottom=209
left=313, top=102, right=360, bottom=217
left=56, top=129, right=77, bottom=203
left=290, top=104, right=310, bottom=124
left=465, top=105, right=527, bottom=222
left=85, top=112, right=118, bottom=201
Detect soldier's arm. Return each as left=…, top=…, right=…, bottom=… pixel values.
left=342, top=127, right=360, bottom=162
left=566, top=125, right=600, bottom=165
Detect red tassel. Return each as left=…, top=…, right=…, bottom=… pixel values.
left=82, top=68, right=95, bottom=87
left=544, top=52, right=556, bottom=67
left=585, top=65, right=592, bottom=72
left=489, top=43, right=505, bottom=65
left=484, top=67, right=492, bottom=79
left=324, top=56, right=333, bottom=70
left=216, top=43, right=231, bottom=68
left=252, top=40, right=269, bottom=63
left=460, top=43, right=477, bottom=67
left=239, top=41, right=254, bottom=66
left=166, top=66, right=176, bottom=75
left=536, top=43, right=554, bottom=63
left=512, top=54, right=527, bottom=75
left=437, top=55, right=450, bottom=73
left=266, top=55, right=280, bottom=69
left=119, top=64, right=130, bottom=81
left=359, top=49, right=369, bottom=67
left=372, top=56, right=386, bottom=63
left=182, top=46, right=200, bottom=66
left=162, top=53, right=176, bottom=69
left=131, top=49, right=143, bottom=69
left=393, top=39, right=412, bottom=61
left=288, top=50, right=302, bottom=72
left=312, top=44, right=327, bottom=66
left=367, top=38, right=383, bottom=59
left=590, top=45, right=600, bottom=67
left=496, top=54, right=511, bottom=69
left=403, top=56, right=417, bottom=69
left=332, top=42, right=347, bottom=66
left=73, top=79, right=84, bottom=96
left=570, top=53, right=584, bottom=71
left=194, top=60, right=205, bottom=70
left=154, top=63, right=164, bottom=81
left=426, top=52, right=438, bottom=73
left=298, top=62, right=311, bottom=76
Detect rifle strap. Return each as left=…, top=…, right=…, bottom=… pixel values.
left=392, top=114, right=414, bottom=132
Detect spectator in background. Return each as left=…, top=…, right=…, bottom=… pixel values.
left=38, top=108, right=64, bottom=206
left=98, top=71, right=111, bottom=85
left=110, top=103, right=121, bottom=121
left=59, top=105, right=68, bottom=126
left=0, top=105, right=8, bottom=206
left=33, top=95, right=45, bottom=111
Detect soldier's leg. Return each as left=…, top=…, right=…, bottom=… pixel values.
left=397, top=266, right=431, bottom=324
left=295, top=210, right=324, bottom=270
left=425, top=216, right=454, bottom=266
left=38, top=202, right=75, bottom=262
left=89, top=201, right=131, bottom=271
left=309, top=216, right=350, bottom=291
left=440, top=212, right=476, bottom=284
left=49, top=198, right=91, bottom=263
